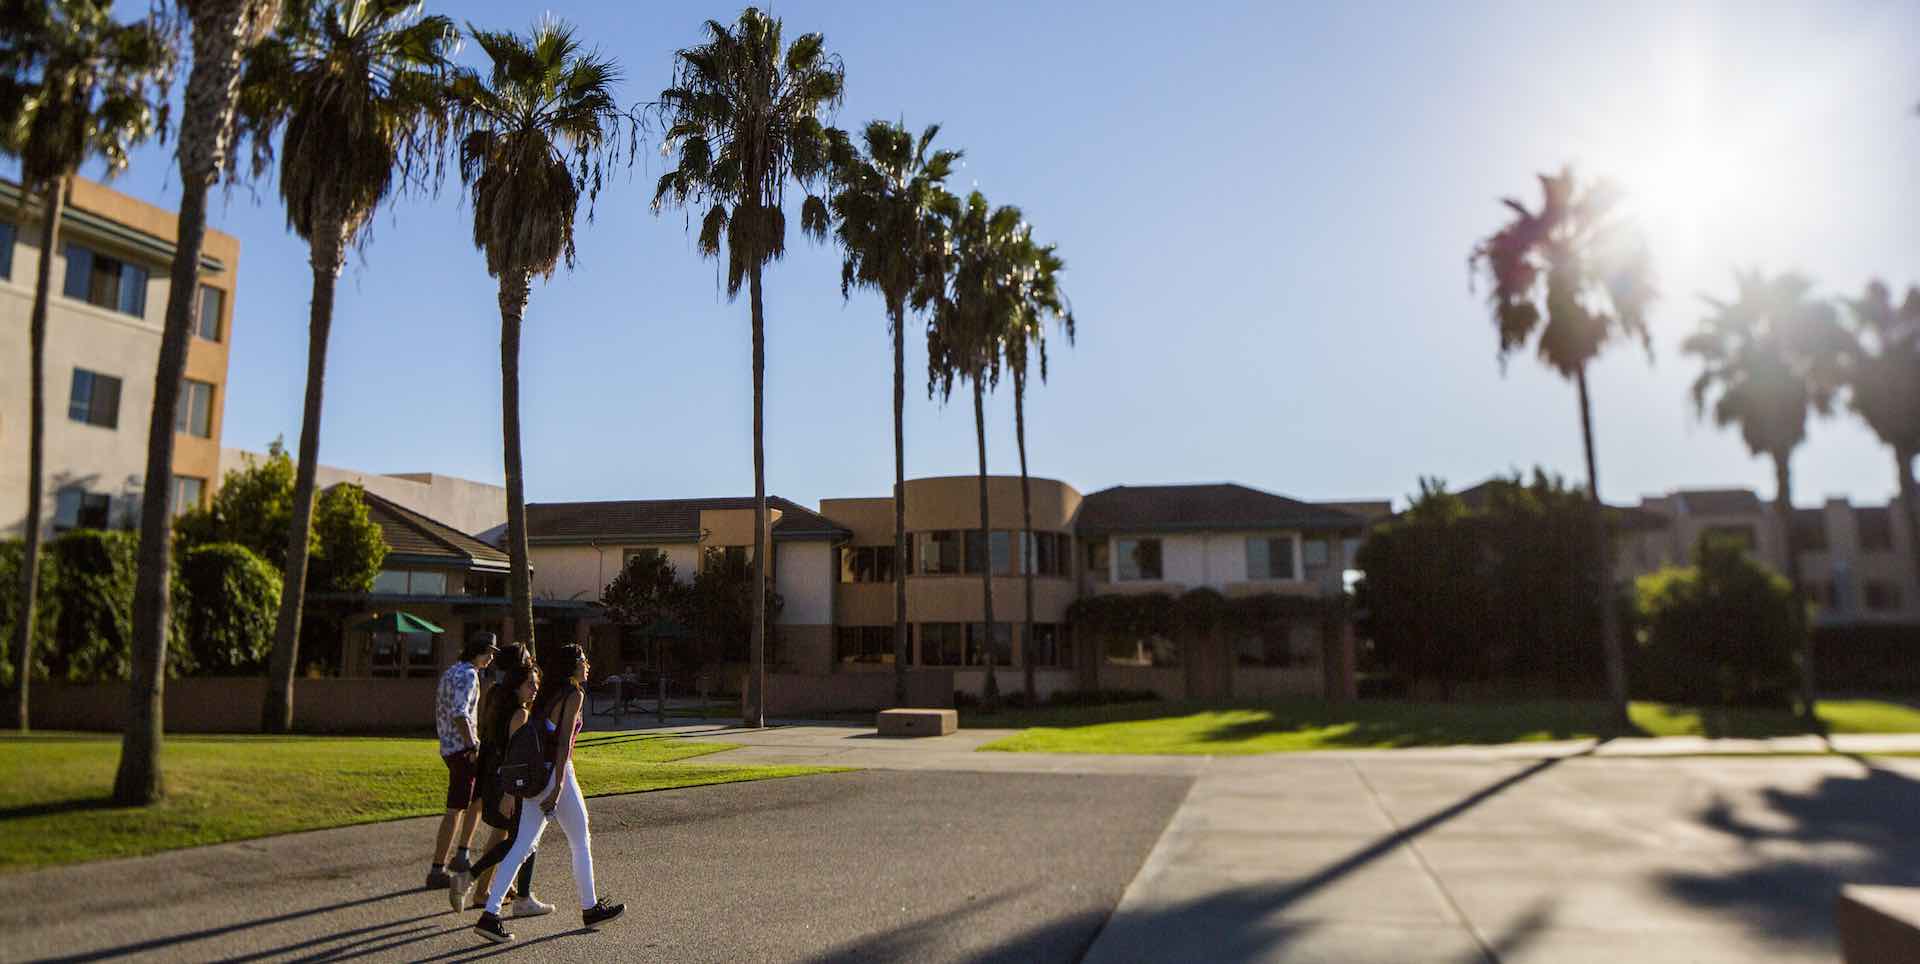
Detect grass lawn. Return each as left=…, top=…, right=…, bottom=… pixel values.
left=971, top=698, right=1920, bottom=755
left=0, top=730, right=840, bottom=872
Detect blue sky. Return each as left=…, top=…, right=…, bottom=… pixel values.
left=61, top=0, right=1920, bottom=512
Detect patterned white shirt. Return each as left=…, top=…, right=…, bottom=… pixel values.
left=435, top=660, right=480, bottom=756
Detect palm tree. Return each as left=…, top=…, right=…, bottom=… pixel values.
left=451, top=20, right=624, bottom=657
left=829, top=120, right=957, bottom=705
left=929, top=191, right=1021, bottom=707
left=1842, top=282, right=1920, bottom=604
left=654, top=7, right=843, bottom=727
left=1001, top=232, right=1072, bottom=701
left=0, top=1, right=172, bottom=734
left=118, top=0, right=283, bottom=807
left=1684, top=270, right=1851, bottom=720
left=1469, top=167, right=1654, bottom=730
left=235, top=0, right=457, bottom=734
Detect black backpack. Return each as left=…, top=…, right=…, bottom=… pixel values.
left=494, top=719, right=550, bottom=798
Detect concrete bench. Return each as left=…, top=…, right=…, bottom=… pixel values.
left=1840, top=885, right=1920, bottom=963
left=876, top=708, right=957, bottom=737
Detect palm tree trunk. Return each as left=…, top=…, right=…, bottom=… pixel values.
left=891, top=301, right=909, bottom=706
left=12, top=175, right=67, bottom=732
left=1575, top=368, right=1628, bottom=731
left=973, top=378, right=999, bottom=706
left=1015, top=367, right=1036, bottom=702
left=262, top=223, right=345, bottom=733
left=1773, top=449, right=1815, bottom=722
left=498, top=270, right=536, bottom=657
left=117, top=3, right=264, bottom=805
left=1896, top=446, right=1920, bottom=612
left=747, top=262, right=768, bottom=728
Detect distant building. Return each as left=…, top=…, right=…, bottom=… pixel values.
left=0, top=177, right=239, bottom=537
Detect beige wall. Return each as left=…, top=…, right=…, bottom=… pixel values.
left=701, top=506, right=780, bottom=547
left=775, top=541, right=834, bottom=625
left=220, top=448, right=508, bottom=539
left=1, top=177, right=238, bottom=538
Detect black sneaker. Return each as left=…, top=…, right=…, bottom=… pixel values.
left=582, top=899, right=625, bottom=929
left=474, top=912, right=513, bottom=943
left=426, top=868, right=451, bottom=890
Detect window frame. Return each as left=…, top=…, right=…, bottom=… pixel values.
left=1116, top=537, right=1164, bottom=582
left=62, top=242, right=148, bottom=318
left=176, top=378, right=214, bottom=438
left=194, top=284, right=224, bottom=341
left=68, top=368, right=122, bottom=429
left=170, top=475, right=205, bottom=517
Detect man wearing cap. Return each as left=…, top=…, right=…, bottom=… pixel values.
left=429, top=632, right=498, bottom=891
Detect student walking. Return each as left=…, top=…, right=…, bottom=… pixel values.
left=429, top=633, right=496, bottom=892
left=474, top=644, right=624, bottom=943
left=456, top=655, right=552, bottom=916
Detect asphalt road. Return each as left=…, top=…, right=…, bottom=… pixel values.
left=0, top=769, right=1191, bottom=963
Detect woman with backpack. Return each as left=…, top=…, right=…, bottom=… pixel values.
left=474, top=644, right=624, bottom=943
left=453, top=655, right=551, bottom=917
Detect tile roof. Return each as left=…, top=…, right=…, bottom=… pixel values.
left=1674, top=489, right=1764, bottom=516
left=524, top=497, right=851, bottom=544
left=1074, top=483, right=1364, bottom=535
left=352, top=487, right=510, bottom=569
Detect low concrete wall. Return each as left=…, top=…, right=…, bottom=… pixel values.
left=1098, top=664, right=1187, bottom=701
left=755, top=669, right=954, bottom=716
left=952, top=667, right=1077, bottom=699
left=1235, top=666, right=1321, bottom=699
left=31, top=677, right=440, bottom=733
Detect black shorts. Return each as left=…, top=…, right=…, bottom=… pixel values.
left=443, top=750, right=477, bottom=810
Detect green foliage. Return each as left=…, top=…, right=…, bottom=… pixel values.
left=1683, top=271, right=1852, bottom=461
left=0, top=540, right=59, bottom=687
left=174, top=543, right=280, bottom=676
left=177, top=439, right=301, bottom=568
left=600, top=549, right=690, bottom=628
left=0, top=0, right=176, bottom=189
left=31, top=530, right=188, bottom=683
left=686, top=547, right=782, bottom=665
left=1843, top=281, right=1920, bottom=458
left=1354, top=472, right=1604, bottom=697
left=1631, top=535, right=1799, bottom=708
left=308, top=483, right=385, bottom=593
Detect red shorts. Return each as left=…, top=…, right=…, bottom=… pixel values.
left=442, top=750, right=477, bottom=810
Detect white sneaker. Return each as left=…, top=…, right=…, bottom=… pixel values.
left=511, top=894, right=555, bottom=918
left=448, top=870, right=470, bottom=912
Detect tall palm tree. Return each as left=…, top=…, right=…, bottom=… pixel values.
left=1001, top=231, right=1072, bottom=701
left=235, top=0, right=457, bottom=734
left=1469, top=167, right=1654, bottom=730
left=654, top=7, right=843, bottom=727
left=0, top=0, right=172, bottom=734
left=119, top=0, right=283, bottom=807
left=1684, top=270, right=1851, bottom=720
left=829, top=120, right=957, bottom=705
left=451, top=20, right=624, bottom=657
left=929, top=191, right=1021, bottom=706
left=1842, top=282, right=1920, bottom=604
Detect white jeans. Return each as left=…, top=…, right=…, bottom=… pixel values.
left=485, top=761, right=596, bottom=913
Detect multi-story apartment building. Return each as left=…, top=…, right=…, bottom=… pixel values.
left=1, top=177, right=238, bottom=537
left=1620, top=488, right=1919, bottom=625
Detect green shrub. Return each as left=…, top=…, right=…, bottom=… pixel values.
left=36, top=530, right=189, bottom=682
left=175, top=543, right=281, bottom=676
left=0, top=539, right=59, bottom=687
left=1631, top=535, right=1798, bottom=708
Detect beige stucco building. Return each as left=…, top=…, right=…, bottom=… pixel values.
left=1, top=177, right=237, bottom=537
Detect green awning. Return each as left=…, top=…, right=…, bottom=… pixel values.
left=353, top=611, right=445, bottom=635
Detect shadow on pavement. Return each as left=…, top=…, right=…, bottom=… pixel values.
left=39, top=888, right=423, bottom=963
left=1661, top=752, right=1920, bottom=949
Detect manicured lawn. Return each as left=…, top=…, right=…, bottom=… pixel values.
left=0, top=730, right=839, bottom=872
left=971, top=698, right=1920, bottom=755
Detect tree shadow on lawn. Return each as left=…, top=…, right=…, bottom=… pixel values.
left=0, top=795, right=118, bottom=822
left=1660, top=753, right=1920, bottom=950
left=1192, top=700, right=1626, bottom=749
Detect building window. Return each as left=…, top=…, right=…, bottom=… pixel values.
left=1246, top=535, right=1297, bottom=581
left=370, top=630, right=440, bottom=678
left=1859, top=511, right=1894, bottom=552
left=373, top=570, right=409, bottom=594
left=67, top=369, right=121, bottom=429
left=53, top=489, right=112, bottom=532
left=195, top=284, right=224, bottom=341
left=1116, top=538, right=1163, bottom=581
left=1087, top=539, right=1110, bottom=583
left=1703, top=524, right=1756, bottom=551
left=0, top=221, right=14, bottom=279
left=919, top=531, right=962, bottom=575
left=1865, top=581, right=1904, bottom=613
left=177, top=378, right=214, bottom=438
left=1027, top=623, right=1072, bottom=668
left=411, top=570, right=448, bottom=596
left=372, top=569, right=449, bottom=596
left=62, top=243, right=148, bottom=317
left=1303, top=538, right=1332, bottom=580
left=965, top=622, right=1012, bottom=666
left=1105, top=631, right=1179, bottom=667
left=1019, top=531, right=1070, bottom=577
left=836, top=626, right=896, bottom=665
left=963, top=530, right=988, bottom=575
left=919, top=623, right=963, bottom=666
left=464, top=570, right=507, bottom=597
left=837, top=546, right=897, bottom=584
left=171, top=475, right=205, bottom=516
